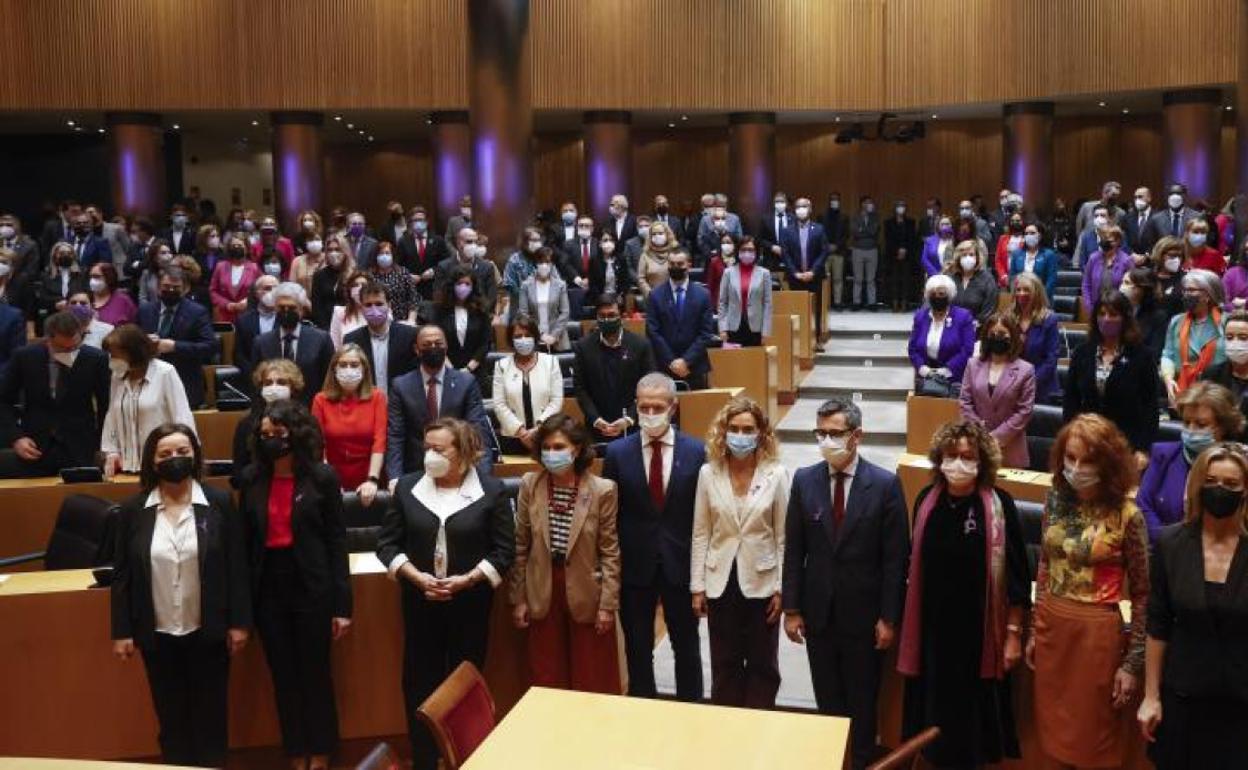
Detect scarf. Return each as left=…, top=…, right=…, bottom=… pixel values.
left=1177, top=307, right=1222, bottom=392
left=898, top=483, right=1008, bottom=679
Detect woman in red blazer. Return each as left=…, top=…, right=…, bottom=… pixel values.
left=209, top=237, right=261, bottom=322
left=309, top=342, right=387, bottom=505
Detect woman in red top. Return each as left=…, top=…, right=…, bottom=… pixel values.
left=994, top=212, right=1025, bottom=287
left=310, top=343, right=387, bottom=505
left=705, top=231, right=733, bottom=306
left=1183, top=218, right=1225, bottom=275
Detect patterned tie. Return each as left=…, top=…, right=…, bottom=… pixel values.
left=426, top=375, right=440, bottom=418
left=648, top=440, right=665, bottom=510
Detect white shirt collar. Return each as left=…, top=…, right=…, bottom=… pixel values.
left=412, top=467, right=485, bottom=516
left=145, top=480, right=209, bottom=509
left=828, top=453, right=860, bottom=478
left=645, top=426, right=675, bottom=447
left=669, top=278, right=690, bottom=292
left=422, top=363, right=449, bottom=383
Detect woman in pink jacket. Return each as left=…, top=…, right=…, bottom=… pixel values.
left=210, top=236, right=261, bottom=322
left=959, top=312, right=1036, bottom=469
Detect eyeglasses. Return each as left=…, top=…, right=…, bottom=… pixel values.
left=812, top=428, right=854, bottom=440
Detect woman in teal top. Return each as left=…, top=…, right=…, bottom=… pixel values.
left=1162, top=268, right=1226, bottom=408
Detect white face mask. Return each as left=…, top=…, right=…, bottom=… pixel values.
left=720, top=243, right=735, bottom=256
left=601, top=241, right=616, bottom=255
left=305, top=239, right=323, bottom=255
left=1063, top=461, right=1099, bottom=490
left=259, top=290, right=276, bottom=309
left=336, top=366, right=364, bottom=388
left=327, top=250, right=344, bottom=267
left=460, top=207, right=472, bottom=219
left=774, top=201, right=786, bottom=213
left=940, top=457, right=978, bottom=486
left=818, top=435, right=852, bottom=466
left=959, top=255, right=978, bottom=272
left=526, top=239, right=543, bottom=253
left=638, top=410, right=671, bottom=438
left=577, top=228, right=592, bottom=239
left=207, top=235, right=221, bottom=250
left=424, top=450, right=451, bottom=479
left=536, top=263, right=552, bottom=278
left=638, top=226, right=650, bottom=239
left=0, top=225, right=13, bottom=239
left=1023, top=233, right=1040, bottom=249
left=512, top=336, right=536, bottom=356
left=302, top=218, right=316, bottom=230
left=650, top=234, right=667, bottom=247
left=0, top=263, right=10, bottom=278
left=795, top=206, right=810, bottom=220
left=1165, top=257, right=1183, bottom=273
left=261, top=384, right=291, bottom=403
left=51, top=348, right=78, bottom=368
left=1226, top=339, right=1248, bottom=364
left=1093, top=214, right=1108, bottom=228
left=376, top=252, right=393, bottom=268
left=1168, top=194, right=1184, bottom=210
left=1135, top=197, right=1149, bottom=211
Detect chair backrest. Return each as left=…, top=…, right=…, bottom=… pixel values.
left=354, top=742, right=401, bottom=770
left=46, top=494, right=120, bottom=571
left=415, top=661, right=496, bottom=770
left=866, top=727, right=941, bottom=770
left=341, top=490, right=390, bottom=554
left=1016, top=500, right=1044, bottom=579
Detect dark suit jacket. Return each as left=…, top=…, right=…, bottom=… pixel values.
left=137, top=298, right=217, bottom=408
left=347, top=235, right=380, bottom=271
left=756, top=212, right=794, bottom=266
left=651, top=214, right=685, bottom=245
left=158, top=227, right=196, bottom=255
left=34, top=271, right=88, bottom=322
left=344, top=321, right=418, bottom=387
left=396, top=232, right=450, bottom=299
left=559, top=238, right=599, bottom=284
left=601, top=214, right=638, bottom=246
left=433, top=256, right=498, bottom=308
left=1063, top=341, right=1159, bottom=451
left=572, top=329, right=655, bottom=428
left=644, top=281, right=716, bottom=375
left=0, top=342, right=111, bottom=467
left=40, top=218, right=73, bottom=257
left=110, top=484, right=252, bottom=649
left=432, top=306, right=491, bottom=372
left=1148, top=522, right=1248, bottom=702
left=781, top=458, right=910, bottom=636
left=231, top=308, right=269, bottom=380
left=67, top=234, right=112, bottom=269
left=0, top=303, right=25, bottom=383
left=385, top=366, right=492, bottom=479
left=601, top=430, right=706, bottom=589
left=822, top=208, right=849, bottom=253
left=238, top=463, right=352, bottom=618
left=1145, top=207, right=1200, bottom=248
left=588, top=249, right=634, bottom=305
left=1122, top=208, right=1155, bottom=253
left=251, top=322, right=334, bottom=404
left=781, top=222, right=829, bottom=280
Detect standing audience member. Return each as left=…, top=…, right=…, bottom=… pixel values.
left=329, top=270, right=371, bottom=349
left=645, top=249, right=715, bottom=390
left=1202, top=309, right=1248, bottom=423
left=1153, top=236, right=1188, bottom=318
left=920, top=215, right=955, bottom=279
left=1162, top=269, right=1226, bottom=406
left=908, top=275, right=976, bottom=398
left=310, top=237, right=352, bottom=329
left=36, top=241, right=88, bottom=326
left=491, top=315, right=564, bottom=447
left=717, top=236, right=772, bottom=347
left=311, top=343, right=388, bottom=504
left=517, top=247, right=572, bottom=351
left=883, top=199, right=918, bottom=310
left=231, top=359, right=303, bottom=489
left=1181, top=217, right=1225, bottom=275
left=959, top=314, right=1036, bottom=469
left=948, top=239, right=999, bottom=327
left=367, top=241, right=418, bottom=324
left=1121, top=267, right=1169, bottom=361
left=1009, top=273, right=1060, bottom=404
left=850, top=196, right=881, bottom=310
left=251, top=282, right=334, bottom=405
left=136, top=267, right=216, bottom=409
left=209, top=237, right=260, bottom=323
left=573, top=294, right=656, bottom=443
left=432, top=265, right=492, bottom=383
left=823, top=192, right=850, bottom=309
left=588, top=231, right=631, bottom=309
left=782, top=198, right=828, bottom=344
left=1008, top=222, right=1059, bottom=298
left=342, top=283, right=419, bottom=395
left=88, top=262, right=137, bottom=326
left=636, top=221, right=678, bottom=303
left=1081, top=225, right=1134, bottom=318
left=0, top=300, right=24, bottom=383
left=232, top=275, right=279, bottom=378
left=68, top=290, right=114, bottom=348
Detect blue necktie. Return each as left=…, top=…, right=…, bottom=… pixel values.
left=675, top=286, right=685, bottom=318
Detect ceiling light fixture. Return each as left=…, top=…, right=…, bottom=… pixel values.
left=172, top=124, right=180, bottom=130
left=66, top=120, right=75, bottom=127
left=251, top=120, right=259, bottom=126
left=334, top=115, right=343, bottom=121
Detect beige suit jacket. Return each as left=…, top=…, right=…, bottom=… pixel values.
left=691, top=460, right=789, bottom=599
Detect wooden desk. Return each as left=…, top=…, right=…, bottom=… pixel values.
left=463, top=687, right=848, bottom=770
left=904, top=394, right=960, bottom=454
left=192, top=409, right=246, bottom=461
left=707, top=346, right=778, bottom=422
left=896, top=452, right=1052, bottom=506
left=764, top=314, right=799, bottom=404
left=0, top=761, right=190, bottom=769
left=772, top=291, right=813, bottom=368
left=676, top=387, right=742, bottom=441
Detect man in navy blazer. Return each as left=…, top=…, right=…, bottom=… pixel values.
left=250, top=282, right=334, bottom=405
left=136, top=267, right=217, bottom=408
left=231, top=275, right=279, bottom=386
left=602, top=373, right=706, bottom=702
left=782, top=396, right=909, bottom=769
left=67, top=210, right=113, bottom=269
left=385, top=324, right=492, bottom=483
left=782, top=197, right=829, bottom=345
left=343, top=283, right=419, bottom=394
left=0, top=302, right=27, bottom=383
left=644, top=250, right=716, bottom=390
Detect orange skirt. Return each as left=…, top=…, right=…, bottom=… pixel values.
left=1033, top=595, right=1129, bottom=767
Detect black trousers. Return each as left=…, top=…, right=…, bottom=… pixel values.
left=728, top=315, right=763, bottom=347
left=884, top=256, right=916, bottom=308
left=620, top=569, right=703, bottom=702
left=140, top=631, right=230, bottom=768
left=401, top=584, right=493, bottom=770
left=806, top=625, right=883, bottom=770
left=706, top=565, right=780, bottom=708
left=256, top=549, right=339, bottom=758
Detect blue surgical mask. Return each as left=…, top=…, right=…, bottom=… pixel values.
left=1181, top=428, right=1216, bottom=459
left=541, top=449, right=575, bottom=474
left=512, top=336, right=536, bottom=356
left=1188, top=232, right=1207, bottom=248
left=725, top=432, right=759, bottom=458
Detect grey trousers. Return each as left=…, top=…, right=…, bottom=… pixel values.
left=829, top=251, right=846, bottom=306
left=851, top=247, right=879, bottom=305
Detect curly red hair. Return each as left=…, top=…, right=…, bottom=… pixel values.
left=1049, top=413, right=1137, bottom=508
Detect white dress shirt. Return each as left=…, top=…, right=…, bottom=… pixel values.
left=370, top=323, right=390, bottom=394
left=148, top=482, right=209, bottom=636
left=641, top=426, right=676, bottom=490
left=258, top=310, right=276, bottom=336
left=534, top=280, right=551, bottom=331
left=386, top=468, right=502, bottom=586
left=102, top=358, right=197, bottom=472
left=454, top=306, right=468, bottom=346
left=925, top=311, right=947, bottom=360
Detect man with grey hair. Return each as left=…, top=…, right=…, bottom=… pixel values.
left=603, top=371, right=706, bottom=702
left=603, top=193, right=638, bottom=245
left=782, top=395, right=908, bottom=769
left=1075, top=180, right=1126, bottom=237
left=136, top=265, right=216, bottom=407
left=249, top=280, right=333, bottom=404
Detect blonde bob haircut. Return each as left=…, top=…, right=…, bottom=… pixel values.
left=705, top=395, right=778, bottom=466
left=1184, top=443, right=1248, bottom=533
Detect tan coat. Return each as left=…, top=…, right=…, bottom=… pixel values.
left=690, top=460, right=789, bottom=599
left=510, top=470, right=620, bottom=623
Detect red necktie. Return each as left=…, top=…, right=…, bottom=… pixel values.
left=833, top=471, right=846, bottom=529
left=582, top=241, right=590, bottom=275
left=418, top=237, right=426, bottom=260
left=426, top=375, right=439, bottom=418
left=648, top=440, right=665, bottom=510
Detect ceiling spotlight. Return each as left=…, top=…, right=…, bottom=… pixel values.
left=667, top=122, right=675, bottom=128
left=334, top=115, right=343, bottom=121
left=346, top=123, right=354, bottom=129
left=1098, top=101, right=1107, bottom=108
left=172, top=124, right=180, bottom=130
left=97, top=128, right=105, bottom=134
left=834, top=116, right=841, bottom=123
left=425, top=118, right=432, bottom=125
left=1122, top=108, right=1130, bottom=114
left=680, top=115, right=688, bottom=121
left=66, top=120, right=75, bottom=127
left=358, top=130, right=365, bottom=136
left=368, top=136, right=375, bottom=142
left=1227, top=105, right=1235, bottom=112
left=931, top=114, right=938, bottom=120
left=250, top=120, right=259, bottom=126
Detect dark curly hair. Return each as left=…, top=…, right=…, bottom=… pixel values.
left=437, top=264, right=485, bottom=314
left=530, top=414, right=595, bottom=474
left=927, top=418, right=1001, bottom=490
left=251, top=400, right=324, bottom=476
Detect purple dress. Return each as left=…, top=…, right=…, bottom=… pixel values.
left=93, top=290, right=137, bottom=326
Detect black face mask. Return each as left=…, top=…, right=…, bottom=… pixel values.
left=228, top=247, right=246, bottom=261
left=929, top=295, right=950, bottom=312
left=277, top=308, right=300, bottom=330
left=155, top=455, right=195, bottom=483
left=73, top=226, right=90, bottom=238
left=420, top=348, right=447, bottom=370
left=1009, top=222, right=1024, bottom=234
left=1201, top=485, right=1243, bottom=519
left=986, top=337, right=1011, bottom=355
left=655, top=205, right=669, bottom=215
left=668, top=267, right=688, bottom=281
left=597, top=317, right=622, bottom=336
left=160, top=291, right=182, bottom=308
left=1182, top=295, right=1202, bottom=313
left=259, top=436, right=290, bottom=460
left=1098, top=240, right=1115, bottom=253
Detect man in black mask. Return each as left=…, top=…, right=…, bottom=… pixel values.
left=249, top=281, right=333, bottom=405
left=384, top=324, right=492, bottom=483
left=136, top=266, right=216, bottom=407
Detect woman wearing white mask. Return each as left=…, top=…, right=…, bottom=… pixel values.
left=636, top=221, right=677, bottom=302
left=288, top=227, right=325, bottom=294
left=291, top=209, right=324, bottom=256
left=1006, top=222, right=1059, bottom=299
left=945, top=239, right=997, bottom=327
left=1151, top=236, right=1188, bottom=317
left=100, top=324, right=197, bottom=476
left=491, top=315, right=563, bottom=446
left=1027, top=413, right=1149, bottom=770
left=329, top=270, right=371, bottom=349
left=310, top=234, right=354, bottom=329
left=511, top=413, right=620, bottom=694
left=517, top=246, right=570, bottom=351
left=899, top=418, right=1029, bottom=769
left=376, top=417, right=514, bottom=770
left=366, top=241, right=417, bottom=323
left=717, top=235, right=772, bottom=347
left=1182, top=218, right=1225, bottom=276
left=87, top=262, right=136, bottom=326
left=690, top=396, right=788, bottom=708
left=588, top=231, right=632, bottom=309
left=1200, top=309, right=1248, bottom=426
left=311, top=344, right=387, bottom=505
left=230, top=358, right=304, bottom=489
left=501, top=226, right=544, bottom=322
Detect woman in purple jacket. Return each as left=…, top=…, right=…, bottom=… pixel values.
left=920, top=215, right=955, bottom=278
left=1008, top=273, right=1060, bottom=403
left=909, top=274, right=977, bottom=396
left=1136, top=381, right=1244, bottom=542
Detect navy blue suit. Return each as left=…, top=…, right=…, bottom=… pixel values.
left=70, top=234, right=113, bottom=269
left=137, top=298, right=217, bottom=408
left=0, top=303, right=27, bottom=383
left=781, top=222, right=829, bottom=337
left=602, top=430, right=706, bottom=701
left=251, top=322, right=335, bottom=405
left=644, top=280, right=716, bottom=387
left=384, top=366, right=492, bottom=481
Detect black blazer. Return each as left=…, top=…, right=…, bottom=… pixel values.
left=1122, top=208, right=1155, bottom=254
left=110, top=484, right=252, bottom=650
left=558, top=238, right=598, bottom=283
left=33, top=271, right=88, bottom=322
left=231, top=308, right=266, bottom=380
left=432, top=305, right=491, bottom=373
left=0, top=342, right=111, bottom=466
left=310, top=264, right=346, bottom=329
left=572, top=329, right=656, bottom=428
left=375, top=470, right=514, bottom=586
left=136, top=298, right=217, bottom=409
left=344, top=321, right=419, bottom=386
left=1149, top=523, right=1248, bottom=702
left=587, top=249, right=634, bottom=305
left=1062, top=341, right=1159, bottom=451
left=396, top=232, right=450, bottom=299
left=238, top=463, right=352, bottom=618
left=251, top=322, right=335, bottom=404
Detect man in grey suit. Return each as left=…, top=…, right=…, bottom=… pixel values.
left=1074, top=180, right=1126, bottom=236
left=696, top=195, right=743, bottom=259
left=444, top=194, right=473, bottom=242
left=385, top=324, right=492, bottom=484
left=622, top=214, right=651, bottom=273
left=344, top=211, right=380, bottom=269
left=1146, top=183, right=1201, bottom=246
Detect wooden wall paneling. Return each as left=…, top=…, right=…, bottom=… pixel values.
left=631, top=129, right=730, bottom=214
left=532, top=133, right=585, bottom=213
left=1221, top=117, right=1239, bottom=208
left=1052, top=116, right=1164, bottom=208
left=322, top=141, right=434, bottom=230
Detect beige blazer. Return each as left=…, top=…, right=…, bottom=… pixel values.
left=690, top=460, right=789, bottom=599
left=510, top=470, right=620, bottom=623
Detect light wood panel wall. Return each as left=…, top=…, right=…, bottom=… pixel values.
left=323, top=141, right=434, bottom=225
left=532, top=132, right=586, bottom=211
left=1051, top=115, right=1165, bottom=204
left=631, top=129, right=730, bottom=213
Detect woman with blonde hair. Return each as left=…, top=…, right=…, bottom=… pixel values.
left=691, top=395, right=789, bottom=708
left=1008, top=271, right=1060, bottom=403
left=35, top=240, right=87, bottom=321
left=636, top=220, right=678, bottom=301
left=292, top=209, right=324, bottom=255
left=946, top=238, right=997, bottom=326
left=1152, top=236, right=1187, bottom=317
left=311, top=343, right=387, bottom=505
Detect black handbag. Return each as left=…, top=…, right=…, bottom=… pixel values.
left=915, top=373, right=956, bottom=398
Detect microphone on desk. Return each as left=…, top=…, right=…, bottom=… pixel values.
left=482, top=412, right=503, bottom=463
left=216, top=380, right=253, bottom=410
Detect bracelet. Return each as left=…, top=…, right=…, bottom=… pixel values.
left=367, top=476, right=381, bottom=485
left=1006, top=623, right=1023, bottom=635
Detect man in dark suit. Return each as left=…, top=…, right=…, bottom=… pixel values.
left=645, top=250, right=716, bottom=390
left=384, top=324, right=491, bottom=482
left=0, top=311, right=110, bottom=477
left=782, top=198, right=829, bottom=346
left=558, top=215, right=597, bottom=287
left=231, top=275, right=279, bottom=383
left=0, top=302, right=25, bottom=383
left=158, top=204, right=196, bottom=255
left=1146, top=182, right=1201, bottom=248
left=917, top=197, right=942, bottom=239
left=573, top=293, right=656, bottom=443
left=67, top=210, right=113, bottom=269
left=444, top=195, right=474, bottom=243
left=602, top=372, right=705, bottom=702
left=686, top=193, right=714, bottom=255
left=601, top=194, right=638, bottom=246
left=622, top=215, right=650, bottom=273
left=650, top=194, right=683, bottom=246
left=136, top=267, right=217, bottom=408
left=433, top=228, right=499, bottom=311
left=125, top=217, right=158, bottom=281
left=883, top=200, right=920, bottom=312
left=250, top=282, right=334, bottom=405
left=823, top=192, right=850, bottom=310
left=550, top=201, right=580, bottom=249
left=344, top=282, right=419, bottom=395
left=40, top=199, right=78, bottom=258
left=344, top=211, right=380, bottom=270
left=757, top=191, right=793, bottom=271
left=396, top=206, right=450, bottom=302
left=782, top=397, right=909, bottom=770
left=1123, top=186, right=1155, bottom=255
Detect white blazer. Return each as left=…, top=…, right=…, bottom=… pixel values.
left=490, top=352, right=564, bottom=436
left=101, top=358, right=198, bottom=472
left=690, top=460, right=789, bottom=599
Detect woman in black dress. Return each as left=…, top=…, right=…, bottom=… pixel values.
left=898, top=418, right=1030, bottom=768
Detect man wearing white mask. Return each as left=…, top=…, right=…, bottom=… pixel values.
left=444, top=195, right=473, bottom=242
left=651, top=194, right=683, bottom=244
left=781, top=396, right=909, bottom=770
left=552, top=201, right=578, bottom=247
left=434, top=227, right=500, bottom=310
left=1123, top=187, right=1154, bottom=255
left=623, top=214, right=651, bottom=272
left=233, top=275, right=279, bottom=381
left=603, top=194, right=638, bottom=245
left=1146, top=182, right=1200, bottom=247
left=602, top=372, right=706, bottom=702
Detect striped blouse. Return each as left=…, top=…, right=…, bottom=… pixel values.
left=548, top=481, right=577, bottom=559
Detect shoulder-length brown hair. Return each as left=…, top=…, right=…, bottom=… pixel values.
left=320, top=343, right=376, bottom=402
left=978, top=313, right=1023, bottom=360
left=530, top=414, right=596, bottom=475
left=1050, top=413, right=1136, bottom=508
left=139, top=422, right=203, bottom=493
left=927, top=418, right=1000, bottom=489
left=705, top=395, right=778, bottom=466
left=1184, top=443, right=1248, bottom=532
left=1009, top=271, right=1051, bottom=327
left=424, top=417, right=485, bottom=477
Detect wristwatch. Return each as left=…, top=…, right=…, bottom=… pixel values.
left=367, top=476, right=381, bottom=485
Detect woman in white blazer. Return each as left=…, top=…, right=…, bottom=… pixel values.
left=517, top=247, right=571, bottom=351
left=691, top=395, right=789, bottom=708
left=491, top=315, right=565, bottom=445
left=717, top=236, right=773, bottom=347
left=101, top=324, right=197, bottom=475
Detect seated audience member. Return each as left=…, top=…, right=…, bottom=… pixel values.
left=517, top=247, right=571, bottom=351
left=1138, top=443, right=1248, bottom=766
left=588, top=231, right=632, bottom=310
left=1137, top=382, right=1244, bottom=543
left=1152, top=236, right=1187, bottom=318
left=959, top=313, right=1036, bottom=469
left=511, top=413, right=620, bottom=694
left=1009, top=273, right=1060, bottom=403
left=920, top=215, right=955, bottom=278
left=101, top=324, right=196, bottom=475
left=136, top=266, right=216, bottom=408
left=36, top=241, right=88, bottom=326
left=645, top=249, right=715, bottom=390
left=908, top=274, right=976, bottom=398
left=0, top=300, right=24, bottom=382
left=367, top=240, right=418, bottom=324
left=110, top=423, right=250, bottom=769
left=232, top=358, right=304, bottom=488
left=1182, top=217, right=1225, bottom=275
left=0, top=311, right=111, bottom=477
left=1221, top=237, right=1248, bottom=311
left=232, top=274, right=280, bottom=379
left=432, top=265, right=492, bottom=382
left=1081, top=224, right=1133, bottom=318
left=343, top=282, right=418, bottom=395
left=947, top=238, right=997, bottom=327
left=492, top=314, right=563, bottom=446
left=574, top=293, right=656, bottom=442
left=384, top=324, right=492, bottom=481
left=1008, top=221, right=1059, bottom=298
left=251, top=281, right=334, bottom=405
left=1121, top=267, right=1169, bottom=361
left=1064, top=290, right=1159, bottom=464
left=311, top=343, right=387, bottom=503
left=310, top=236, right=353, bottom=329
left=329, top=270, right=371, bottom=349
left=1161, top=268, right=1226, bottom=407
left=88, top=262, right=137, bottom=326
left=717, top=236, right=772, bottom=348
left=635, top=221, right=677, bottom=302
left=68, top=290, right=114, bottom=348
left=209, top=236, right=260, bottom=323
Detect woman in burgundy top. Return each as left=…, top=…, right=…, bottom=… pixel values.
left=1183, top=218, right=1226, bottom=276
left=238, top=400, right=351, bottom=770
